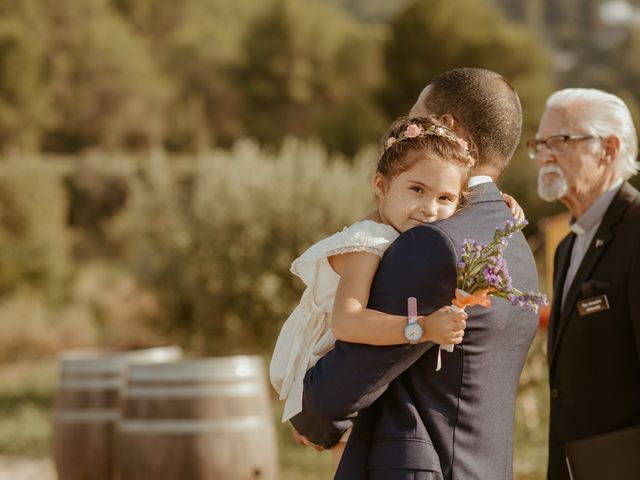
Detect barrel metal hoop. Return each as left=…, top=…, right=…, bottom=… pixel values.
left=128, top=369, right=259, bottom=383
left=56, top=408, right=120, bottom=423
left=59, top=346, right=183, bottom=376
left=124, top=382, right=263, bottom=398
left=59, top=379, right=122, bottom=391
left=128, top=356, right=262, bottom=382
left=118, top=416, right=265, bottom=434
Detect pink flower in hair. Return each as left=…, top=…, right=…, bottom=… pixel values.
left=404, top=124, right=422, bottom=138
left=457, top=138, right=469, bottom=150
left=386, top=137, right=396, bottom=147
left=434, top=127, right=444, bottom=135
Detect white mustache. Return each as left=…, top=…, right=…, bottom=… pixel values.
left=539, top=164, right=565, bottom=178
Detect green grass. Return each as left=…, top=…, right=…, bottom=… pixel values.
left=276, top=412, right=335, bottom=479
left=0, top=360, right=56, bottom=456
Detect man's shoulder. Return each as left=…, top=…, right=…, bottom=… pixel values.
left=613, top=182, right=640, bottom=230
left=419, top=203, right=482, bottom=236
left=379, top=223, right=459, bottom=273
left=616, top=190, right=640, bottom=246
left=625, top=185, right=640, bottom=215
left=431, top=201, right=512, bottom=246
left=393, top=222, right=456, bottom=251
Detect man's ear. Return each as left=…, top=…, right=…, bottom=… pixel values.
left=438, top=113, right=456, bottom=129
left=372, top=173, right=387, bottom=199
left=601, top=135, right=621, bottom=165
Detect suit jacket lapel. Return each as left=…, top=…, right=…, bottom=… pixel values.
left=549, top=182, right=637, bottom=368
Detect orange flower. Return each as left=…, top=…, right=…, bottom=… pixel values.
left=451, top=288, right=492, bottom=310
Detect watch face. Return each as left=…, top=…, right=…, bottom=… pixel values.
left=404, top=323, right=423, bottom=343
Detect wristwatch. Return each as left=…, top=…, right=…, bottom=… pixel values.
left=404, top=297, right=424, bottom=344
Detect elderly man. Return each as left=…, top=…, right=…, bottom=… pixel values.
left=529, top=88, right=640, bottom=480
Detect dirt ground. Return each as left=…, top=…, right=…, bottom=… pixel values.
left=0, top=456, right=55, bottom=480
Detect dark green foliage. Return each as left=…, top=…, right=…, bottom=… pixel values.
left=379, top=0, right=553, bottom=119
left=64, top=161, right=129, bottom=258
left=236, top=0, right=386, bottom=155
left=0, top=0, right=51, bottom=151
left=112, top=0, right=269, bottom=150
left=42, top=0, right=169, bottom=152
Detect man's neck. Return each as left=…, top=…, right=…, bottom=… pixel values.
left=561, top=175, right=621, bottom=218
left=471, top=165, right=500, bottom=181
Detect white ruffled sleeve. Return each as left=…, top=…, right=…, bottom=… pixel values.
left=270, top=220, right=399, bottom=422
left=290, top=220, right=399, bottom=286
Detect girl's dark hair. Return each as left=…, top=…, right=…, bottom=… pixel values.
left=377, top=114, right=476, bottom=188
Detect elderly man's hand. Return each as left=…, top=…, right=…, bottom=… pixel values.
left=290, top=426, right=325, bottom=451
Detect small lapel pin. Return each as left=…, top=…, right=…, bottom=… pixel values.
left=595, top=239, right=604, bottom=248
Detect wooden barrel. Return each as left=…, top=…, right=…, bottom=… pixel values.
left=52, top=346, right=183, bottom=480
left=116, top=356, right=278, bottom=480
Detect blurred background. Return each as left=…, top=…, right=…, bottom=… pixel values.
left=2, top=0, right=640, bottom=478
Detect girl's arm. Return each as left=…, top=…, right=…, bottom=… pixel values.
left=329, top=251, right=466, bottom=346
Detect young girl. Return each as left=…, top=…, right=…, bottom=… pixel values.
left=270, top=115, right=521, bottom=465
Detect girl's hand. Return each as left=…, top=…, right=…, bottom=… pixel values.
left=291, top=426, right=324, bottom=451
left=501, top=192, right=525, bottom=222
left=419, top=306, right=467, bottom=345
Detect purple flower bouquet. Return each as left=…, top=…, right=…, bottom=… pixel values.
left=436, top=219, right=548, bottom=369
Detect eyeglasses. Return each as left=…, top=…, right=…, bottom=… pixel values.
left=526, top=134, right=601, bottom=159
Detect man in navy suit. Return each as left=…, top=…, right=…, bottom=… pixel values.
left=530, top=88, right=640, bottom=480
left=291, top=68, right=539, bottom=479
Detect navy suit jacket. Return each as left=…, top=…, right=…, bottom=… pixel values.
left=547, top=182, right=640, bottom=480
left=291, top=182, right=539, bottom=479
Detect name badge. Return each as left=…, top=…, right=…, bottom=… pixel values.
left=577, top=294, right=610, bottom=316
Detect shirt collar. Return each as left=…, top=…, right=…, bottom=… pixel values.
left=468, top=175, right=493, bottom=188
left=570, top=178, right=623, bottom=235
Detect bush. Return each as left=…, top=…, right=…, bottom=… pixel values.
left=111, top=140, right=377, bottom=353
left=0, top=290, right=95, bottom=363
left=0, top=159, right=71, bottom=299
left=64, top=157, right=130, bottom=259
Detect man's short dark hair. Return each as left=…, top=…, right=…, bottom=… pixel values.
left=423, top=68, right=522, bottom=174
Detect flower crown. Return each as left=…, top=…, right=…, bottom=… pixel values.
left=385, top=122, right=476, bottom=167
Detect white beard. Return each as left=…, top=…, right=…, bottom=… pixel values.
left=537, top=164, right=568, bottom=202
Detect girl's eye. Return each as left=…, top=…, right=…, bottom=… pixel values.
left=410, top=186, right=423, bottom=193
left=439, top=195, right=454, bottom=202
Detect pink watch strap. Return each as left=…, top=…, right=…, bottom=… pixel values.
left=408, top=297, right=417, bottom=323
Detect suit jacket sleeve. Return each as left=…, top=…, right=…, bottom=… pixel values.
left=290, top=224, right=458, bottom=448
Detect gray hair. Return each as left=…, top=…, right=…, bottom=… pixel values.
left=546, top=88, right=639, bottom=180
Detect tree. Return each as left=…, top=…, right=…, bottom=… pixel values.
left=41, top=0, right=170, bottom=152
left=236, top=0, right=386, bottom=155
left=113, top=0, right=272, bottom=150
left=0, top=0, right=51, bottom=152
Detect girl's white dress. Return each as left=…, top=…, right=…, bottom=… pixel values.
left=270, top=220, right=399, bottom=422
